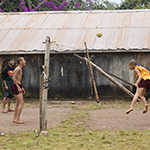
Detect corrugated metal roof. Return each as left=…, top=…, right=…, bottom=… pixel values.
left=0, top=10, right=150, bottom=54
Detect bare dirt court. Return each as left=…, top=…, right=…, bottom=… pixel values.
left=0, top=107, right=73, bottom=134
left=88, top=108, right=150, bottom=130
left=1, top=101, right=150, bottom=134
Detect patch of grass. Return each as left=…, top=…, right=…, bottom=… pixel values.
left=2, top=129, right=150, bottom=150
left=0, top=98, right=148, bottom=109
left=69, top=100, right=146, bottom=110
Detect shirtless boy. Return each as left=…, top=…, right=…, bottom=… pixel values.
left=126, top=59, right=149, bottom=114
left=11, top=57, right=26, bottom=124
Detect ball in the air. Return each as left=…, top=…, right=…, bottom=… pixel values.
left=97, top=32, right=103, bottom=38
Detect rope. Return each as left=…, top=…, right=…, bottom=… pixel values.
left=43, top=72, right=60, bottom=84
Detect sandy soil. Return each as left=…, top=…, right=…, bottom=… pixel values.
left=0, top=107, right=73, bottom=134
left=88, top=108, right=150, bottom=130
left=1, top=102, right=150, bottom=134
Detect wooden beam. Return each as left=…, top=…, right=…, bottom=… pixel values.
left=41, top=36, right=50, bottom=131
left=82, top=57, right=140, bottom=101
left=74, top=53, right=140, bottom=101
left=102, top=68, right=135, bottom=87
left=84, top=42, right=100, bottom=103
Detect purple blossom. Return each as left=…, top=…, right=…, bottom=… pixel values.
left=22, top=6, right=28, bottom=12
left=86, top=7, right=92, bottom=10
left=20, top=2, right=24, bottom=5
left=35, top=3, right=43, bottom=10
left=59, top=4, right=63, bottom=10
left=29, top=6, right=32, bottom=11
left=35, top=7, right=38, bottom=11
left=30, top=9, right=34, bottom=12
left=63, top=1, right=67, bottom=5
left=49, top=2, right=54, bottom=5
left=75, top=2, right=80, bottom=8
left=54, top=6, right=58, bottom=10
left=44, top=1, right=55, bottom=8
left=0, top=8, right=3, bottom=12
left=63, top=1, right=69, bottom=6
left=0, top=0, right=93, bottom=12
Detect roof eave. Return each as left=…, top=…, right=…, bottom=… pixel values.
left=1, top=49, right=150, bottom=55
left=0, top=9, right=150, bottom=16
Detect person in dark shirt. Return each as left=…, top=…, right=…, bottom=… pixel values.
left=1, top=57, right=15, bottom=113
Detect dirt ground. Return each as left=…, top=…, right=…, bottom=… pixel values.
left=1, top=101, right=150, bottom=134
left=0, top=107, right=73, bottom=134
left=88, top=108, right=150, bottom=130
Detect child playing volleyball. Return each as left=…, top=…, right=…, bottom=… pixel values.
left=126, top=59, right=149, bottom=114
left=11, top=57, right=26, bottom=124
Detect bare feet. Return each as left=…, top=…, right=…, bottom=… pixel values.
left=126, top=108, right=133, bottom=114
left=8, top=109, right=14, bottom=112
left=14, top=120, right=25, bottom=124
left=143, top=104, right=148, bottom=114
left=2, top=110, right=7, bottom=113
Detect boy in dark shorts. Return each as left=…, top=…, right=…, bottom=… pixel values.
left=126, top=59, right=149, bottom=114
left=1, top=57, right=14, bottom=113
left=11, top=57, right=26, bottom=124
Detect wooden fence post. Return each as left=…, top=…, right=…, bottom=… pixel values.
left=40, top=36, right=50, bottom=131
left=39, top=74, right=43, bottom=131
left=84, top=42, right=100, bottom=103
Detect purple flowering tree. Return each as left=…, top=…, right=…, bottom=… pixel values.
left=0, top=0, right=94, bottom=12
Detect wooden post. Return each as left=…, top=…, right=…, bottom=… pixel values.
left=41, top=36, right=50, bottom=131
left=39, top=74, right=43, bottom=131
left=84, top=42, right=100, bottom=103
left=83, top=57, right=140, bottom=100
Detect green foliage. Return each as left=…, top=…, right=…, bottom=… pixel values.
left=0, top=0, right=94, bottom=12
left=119, top=0, right=150, bottom=9
left=91, top=0, right=150, bottom=10
left=0, top=0, right=19, bottom=12
left=0, top=91, right=3, bottom=98
left=92, top=0, right=119, bottom=10
left=0, top=0, right=150, bottom=12
left=103, top=0, right=119, bottom=10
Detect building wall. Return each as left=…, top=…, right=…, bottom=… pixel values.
left=0, top=52, right=150, bottom=98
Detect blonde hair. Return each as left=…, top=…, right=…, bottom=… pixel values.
left=129, top=59, right=137, bottom=66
